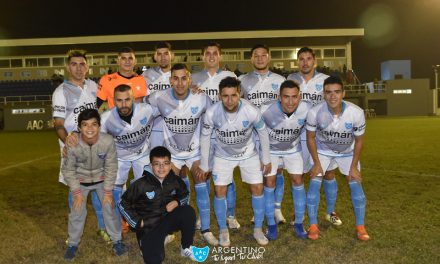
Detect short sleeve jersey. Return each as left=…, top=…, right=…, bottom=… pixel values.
left=287, top=71, right=329, bottom=106
left=260, top=100, right=311, bottom=155
left=201, top=99, right=266, bottom=160
left=306, top=101, right=366, bottom=157
left=191, top=69, right=236, bottom=103
left=239, top=71, right=285, bottom=107
left=100, top=103, right=159, bottom=161
left=97, top=72, right=147, bottom=108
left=52, top=80, right=98, bottom=135
left=142, top=66, right=171, bottom=94
left=147, top=88, right=212, bottom=159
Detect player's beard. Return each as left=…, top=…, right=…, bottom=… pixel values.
left=118, top=107, right=132, bottom=116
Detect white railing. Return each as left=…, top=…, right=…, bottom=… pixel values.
left=345, top=83, right=387, bottom=94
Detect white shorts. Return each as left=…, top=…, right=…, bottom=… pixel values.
left=115, top=155, right=150, bottom=185
left=318, top=154, right=360, bottom=176
left=150, top=117, right=165, bottom=149
left=171, top=155, right=200, bottom=171
left=303, top=140, right=338, bottom=173
left=269, top=151, right=303, bottom=176
left=212, top=155, right=263, bottom=186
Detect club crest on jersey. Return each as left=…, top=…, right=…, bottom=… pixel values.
left=242, top=120, right=249, bottom=128
left=191, top=106, right=199, bottom=115
left=140, top=117, right=148, bottom=125
left=146, top=191, right=155, bottom=199
left=192, top=246, right=209, bottom=262
left=212, top=174, right=218, bottom=182
left=315, top=84, right=323, bottom=91
left=271, top=83, right=279, bottom=91
left=298, top=119, right=306, bottom=126
left=345, top=122, right=353, bottom=129
left=115, top=128, right=122, bottom=133
left=97, top=153, right=107, bottom=159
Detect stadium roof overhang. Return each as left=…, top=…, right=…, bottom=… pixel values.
left=0, top=28, right=364, bottom=56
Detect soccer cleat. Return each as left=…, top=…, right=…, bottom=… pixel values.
left=181, top=246, right=196, bottom=261
left=195, top=217, right=201, bottom=230
left=253, top=228, right=269, bottom=246
left=164, top=234, right=175, bottom=245
left=274, top=209, right=286, bottom=224
left=97, top=229, right=111, bottom=243
left=293, top=223, right=308, bottom=239
left=325, top=212, right=343, bottom=226
left=219, top=229, right=231, bottom=247
left=308, top=224, right=320, bottom=240
left=227, top=216, right=241, bottom=229
left=64, top=245, right=78, bottom=261
left=356, top=225, right=370, bottom=241
left=121, top=219, right=130, bottom=235
left=112, top=240, right=128, bottom=256
left=202, top=231, right=219, bottom=246
left=266, top=224, right=278, bottom=241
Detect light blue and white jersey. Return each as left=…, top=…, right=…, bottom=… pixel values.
left=100, top=103, right=159, bottom=161
left=261, top=100, right=311, bottom=155
left=306, top=101, right=366, bottom=157
left=200, top=99, right=270, bottom=170
left=52, top=80, right=98, bottom=136
left=239, top=71, right=285, bottom=107
left=147, top=88, right=212, bottom=159
left=287, top=71, right=329, bottom=107
left=191, top=69, right=236, bottom=103
left=142, top=66, right=171, bottom=94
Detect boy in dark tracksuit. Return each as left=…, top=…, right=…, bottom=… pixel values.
left=119, top=146, right=196, bottom=264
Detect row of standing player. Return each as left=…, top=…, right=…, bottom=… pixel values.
left=52, top=42, right=369, bottom=260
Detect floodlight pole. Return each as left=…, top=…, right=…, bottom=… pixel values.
left=433, top=65, right=440, bottom=115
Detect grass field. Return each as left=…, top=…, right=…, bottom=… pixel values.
left=0, top=116, right=439, bottom=264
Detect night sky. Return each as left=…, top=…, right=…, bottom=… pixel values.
left=1, top=0, right=439, bottom=83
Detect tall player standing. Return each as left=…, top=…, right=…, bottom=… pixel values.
left=197, top=77, right=271, bottom=246
left=146, top=63, right=219, bottom=246
left=192, top=42, right=240, bottom=230
left=260, top=80, right=311, bottom=240
left=239, top=44, right=286, bottom=228
left=306, top=76, right=369, bottom=241
left=52, top=50, right=111, bottom=242
left=287, top=47, right=342, bottom=226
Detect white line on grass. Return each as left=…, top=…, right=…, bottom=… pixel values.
left=364, top=167, right=440, bottom=178
left=0, top=154, right=58, bottom=172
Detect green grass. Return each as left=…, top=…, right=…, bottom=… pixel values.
left=0, top=117, right=439, bottom=264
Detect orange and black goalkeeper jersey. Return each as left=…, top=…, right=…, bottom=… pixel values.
left=97, top=72, right=147, bottom=108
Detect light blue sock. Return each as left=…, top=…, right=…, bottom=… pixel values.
left=274, top=173, right=284, bottom=207
left=195, top=182, right=211, bottom=231
left=324, top=178, right=338, bottom=214
left=182, top=176, right=191, bottom=203
left=226, top=180, right=236, bottom=217
left=112, top=186, right=123, bottom=227
left=292, top=184, right=306, bottom=224
left=307, top=177, right=322, bottom=225
left=349, top=181, right=366, bottom=226
left=252, top=194, right=265, bottom=228
left=264, top=187, right=276, bottom=226
left=91, top=191, right=105, bottom=230
left=214, top=196, right=227, bottom=230
left=68, top=192, right=73, bottom=209
left=206, top=178, right=211, bottom=197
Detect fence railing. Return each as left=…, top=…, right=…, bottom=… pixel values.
left=0, top=95, right=52, bottom=104
left=344, top=83, right=387, bottom=94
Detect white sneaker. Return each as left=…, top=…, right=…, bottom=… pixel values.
left=253, top=228, right=269, bottom=246
left=195, top=217, right=201, bottom=230
left=202, top=231, right=219, bottom=246
left=325, top=212, right=343, bottom=226
left=219, top=229, right=231, bottom=247
left=164, top=234, right=175, bottom=245
left=274, top=209, right=286, bottom=224
left=227, top=216, right=241, bottom=229
left=181, top=246, right=196, bottom=261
